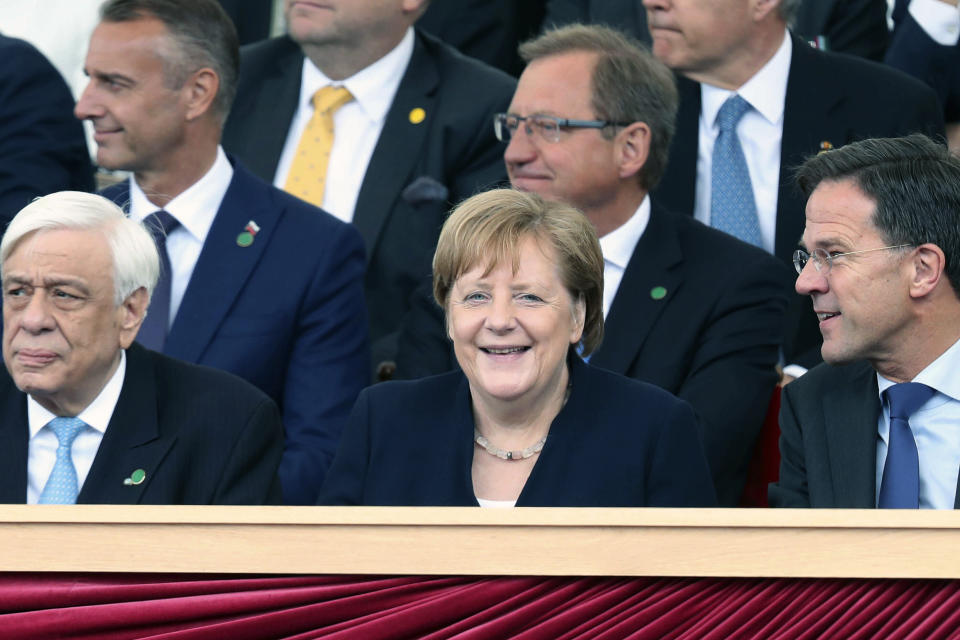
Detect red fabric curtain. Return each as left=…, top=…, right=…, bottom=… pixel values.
left=1, top=574, right=958, bottom=639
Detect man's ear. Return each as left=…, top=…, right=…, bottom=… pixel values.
left=616, top=122, right=651, bottom=181
left=752, top=0, right=782, bottom=21
left=183, top=68, right=219, bottom=121
left=118, top=287, right=149, bottom=349
left=908, top=243, right=947, bottom=299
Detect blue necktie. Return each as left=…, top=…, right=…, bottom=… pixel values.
left=711, top=94, right=762, bottom=248
left=878, top=382, right=936, bottom=508
left=38, top=417, right=87, bottom=504
left=138, top=210, right=180, bottom=351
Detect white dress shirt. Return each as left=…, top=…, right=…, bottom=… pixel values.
left=875, top=336, right=960, bottom=509
left=598, top=196, right=651, bottom=319
left=27, top=351, right=127, bottom=503
left=908, top=0, right=960, bottom=45
left=273, top=28, right=415, bottom=223
left=695, top=30, right=792, bottom=256
left=129, top=146, right=233, bottom=327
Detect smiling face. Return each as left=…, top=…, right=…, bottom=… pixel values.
left=447, top=236, right=585, bottom=410
left=74, top=18, right=191, bottom=173
left=504, top=51, right=621, bottom=218
left=795, top=179, right=915, bottom=368
left=2, top=228, right=143, bottom=416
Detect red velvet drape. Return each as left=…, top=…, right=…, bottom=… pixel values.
left=1, top=574, right=959, bottom=639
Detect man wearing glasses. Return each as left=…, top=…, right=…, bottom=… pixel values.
left=397, top=24, right=792, bottom=506
left=770, top=134, right=960, bottom=509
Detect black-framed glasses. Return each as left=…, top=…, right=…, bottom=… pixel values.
left=493, top=113, right=631, bottom=144
left=793, top=245, right=913, bottom=275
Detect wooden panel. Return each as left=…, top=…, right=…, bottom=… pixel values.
left=2, top=506, right=959, bottom=578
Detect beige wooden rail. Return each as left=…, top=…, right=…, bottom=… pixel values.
left=1, top=506, right=958, bottom=578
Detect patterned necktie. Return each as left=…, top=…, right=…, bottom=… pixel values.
left=138, top=210, right=180, bottom=351
left=878, top=382, right=936, bottom=508
left=38, top=417, right=87, bottom=504
left=284, top=86, right=354, bottom=208
left=711, top=94, right=762, bottom=248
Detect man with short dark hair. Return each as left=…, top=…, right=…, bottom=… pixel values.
left=0, top=191, right=283, bottom=505
left=222, top=0, right=517, bottom=375
left=770, top=134, right=960, bottom=509
left=74, top=0, right=370, bottom=504
left=646, top=0, right=945, bottom=371
left=397, top=24, right=792, bottom=506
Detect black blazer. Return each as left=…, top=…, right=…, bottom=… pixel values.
left=885, top=11, right=960, bottom=122
left=0, top=343, right=283, bottom=505
left=654, top=34, right=945, bottom=366
left=769, top=360, right=960, bottom=509
left=318, top=355, right=717, bottom=507
left=394, top=201, right=791, bottom=505
left=0, top=35, right=94, bottom=224
left=222, top=30, right=517, bottom=368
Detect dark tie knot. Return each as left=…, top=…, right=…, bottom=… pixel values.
left=716, top=94, right=751, bottom=132
left=145, top=210, right=180, bottom=241
left=885, top=382, right=936, bottom=420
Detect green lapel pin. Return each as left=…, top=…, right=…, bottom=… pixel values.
left=123, top=468, right=146, bottom=486
left=650, top=286, right=667, bottom=300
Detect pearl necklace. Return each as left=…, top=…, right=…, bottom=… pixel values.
left=474, top=429, right=546, bottom=460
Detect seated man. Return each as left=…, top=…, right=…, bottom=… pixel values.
left=770, top=134, right=960, bottom=509
left=0, top=191, right=283, bottom=505
left=395, top=25, right=792, bottom=506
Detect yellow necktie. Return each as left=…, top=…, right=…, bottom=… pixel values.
left=284, top=86, right=353, bottom=208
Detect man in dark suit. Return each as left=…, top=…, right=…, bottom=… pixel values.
left=221, top=0, right=516, bottom=375
left=74, top=0, right=369, bottom=505
left=770, top=135, right=960, bottom=509
left=0, top=35, right=94, bottom=225
left=645, top=0, right=944, bottom=370
left=0, top=191, right=282, bottom=504
left=886, top=0, right=960, bottom=152
left=395, top=24, right=792, bottom=506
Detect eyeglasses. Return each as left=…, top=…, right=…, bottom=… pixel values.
left=493, top=113, right=631, bottom=144
left=793, top=245, right=913, bottom=275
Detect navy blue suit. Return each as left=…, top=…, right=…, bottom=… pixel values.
left=222, top=30, right=516, bottom=371
left=655, top=34, right=945, bottom=367
left=0, top=35, right=94, bottom=224
left=0, top=344, right=283, bottom=505
left=318, top=355, right=717, bottom=507
left=102, top=160, right=370, bottom=504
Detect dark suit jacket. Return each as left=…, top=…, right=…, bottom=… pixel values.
left=394, top=202, right=791, bottom=506
left=769, top=360, right=960, bottom=508
left=102, top=160, right=370, bottom=505
left=655, top=34, right=945, bottom=366
left=0, top=344, right=283, bottom=504
left=222, top=30, right=516, bottom=370
left=0, top=34, right=94, bottom=225
left=318, top=354, right=717, bottom=507
left=886, top=10, right=960, bottom=122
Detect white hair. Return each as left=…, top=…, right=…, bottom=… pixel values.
left=0, top=191, right=160, bottom=305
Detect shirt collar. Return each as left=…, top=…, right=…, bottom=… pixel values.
left=598, top=195, right=650, bottom=270
left=28, top=350, right=126, bottom=438
left=700, top=29, right=792, bottom=128
left=877, top=335, right=960, bottom=403
left=299, top=27, right=415, bottom=125
left=128, top=146, right=233, bottom=245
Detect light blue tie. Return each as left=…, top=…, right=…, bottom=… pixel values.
left=38, top=417, right=86, bottom=504
left=711, top=94, right=762, bottom=248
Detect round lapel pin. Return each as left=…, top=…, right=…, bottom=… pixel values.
left=123, top=468, right=147, bottom=486
left=236, top=231, right=254, bottom=247
left=409, top=107, right=426, bottom=124
left=650, top=286, right=667, bottom=300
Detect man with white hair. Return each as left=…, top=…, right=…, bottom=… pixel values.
left=0, top=191, right=283, bottom=505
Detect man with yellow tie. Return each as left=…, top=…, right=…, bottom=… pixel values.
left=74, top=0, right=370, bottom=505
left=223, top=0, right=517, bottom=377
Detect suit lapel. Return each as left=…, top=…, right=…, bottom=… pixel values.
left=590, top=203, right=683, bottom=374
left=654, top=76, right=700, bottom=216
left=823, top=362, right=879, bottom=508
left=0, top=374, right=29, bottom=503
left=79, top=345, right=174, bottom=504
left=775, top=36, right=846, bottom=262
left=100, top=181, right=131, bottom=209
left=163, top=162, right=278, bottom=363
left=352, top=31, right=439, bottom=260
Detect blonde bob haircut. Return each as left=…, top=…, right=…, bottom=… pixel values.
left=433, top=188, right=604, bottom=355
